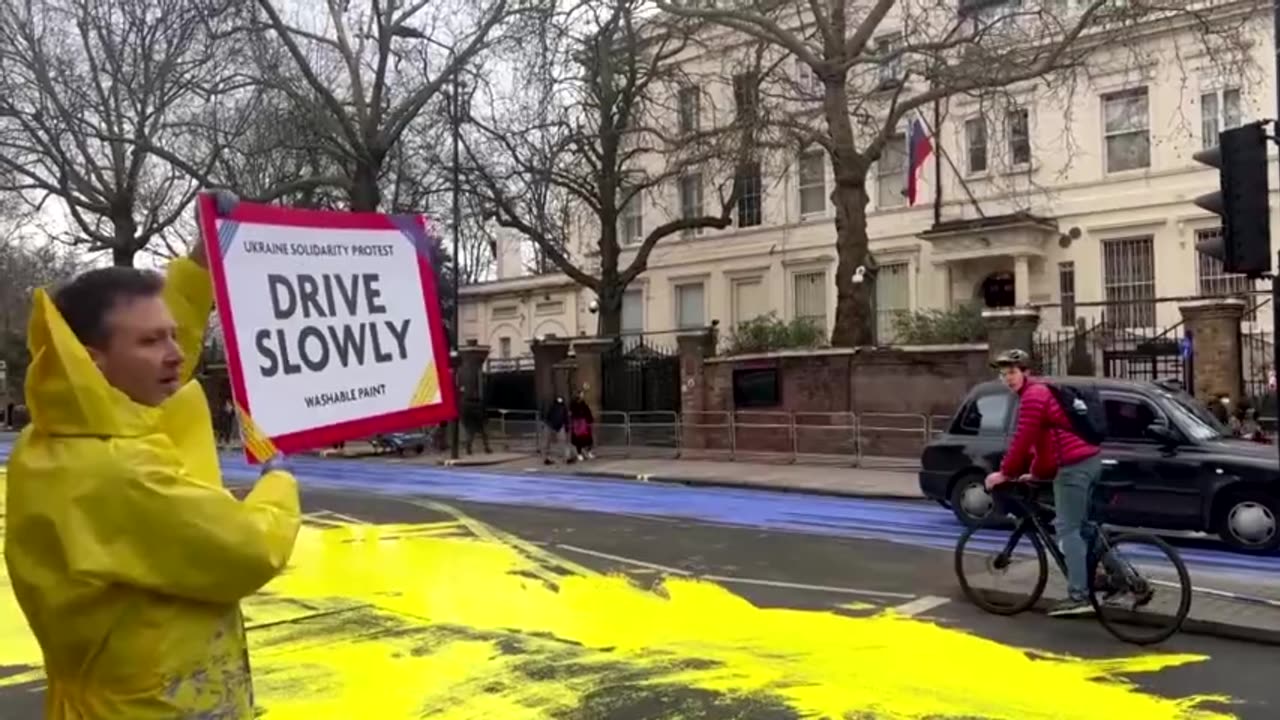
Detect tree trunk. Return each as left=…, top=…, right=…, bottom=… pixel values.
left=829, top=177, right=875, bottom=347
left=595, top=284, right=623, bottom=337
left=348, top=160, right=382, bottom=212
left=111, top=215, right=138, bottom=267
left=823, top=80, right=875, bottom=348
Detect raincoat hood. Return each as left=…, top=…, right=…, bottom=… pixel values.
left=24, top=287, right=159, bottom=438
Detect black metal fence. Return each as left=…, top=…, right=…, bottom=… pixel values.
left=601, top=331, right=682, bottom=414
left=1034, top=298, right=1192, bottom=390
left=1240, top=295, right=1275, bottom=421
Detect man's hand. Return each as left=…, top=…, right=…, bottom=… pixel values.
left=261, top=452, right=291, bottom=476
left=190, top=189, right=240, bottom=269
left=984, top=471, right=1007, bottom=491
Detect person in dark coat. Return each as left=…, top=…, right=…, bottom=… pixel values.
left=543, top=396, right=568, bottom=464
left=568, top=391, right=594, bottom=461
left=460, top=386, right=491, bottom=454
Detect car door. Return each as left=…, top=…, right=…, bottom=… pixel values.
left=1097, top=390, right=1203, bottom=530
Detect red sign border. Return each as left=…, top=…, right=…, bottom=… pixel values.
left=197, top=194, right=458, bottom=463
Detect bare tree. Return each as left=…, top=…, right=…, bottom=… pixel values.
left=0, top=0, right=247, bottom=266
left=659, top=0, right=1258, bottom=346
left=0, top=236, right=82, bottom=394
left=217, top=0, right=534, bottom=213
left=464, top=0, right=752, bottom=335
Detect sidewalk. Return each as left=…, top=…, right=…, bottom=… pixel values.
left=504, top=456, right=924, bottom=500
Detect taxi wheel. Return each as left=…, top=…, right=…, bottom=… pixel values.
left=1215, top=490, right=1280, bottom=554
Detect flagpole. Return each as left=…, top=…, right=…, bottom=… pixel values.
left=916, top=110, right=987, bottom=219
left=932, top=99, right=943, bottom=225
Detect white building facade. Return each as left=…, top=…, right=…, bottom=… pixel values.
left=460, top=2, right=1277, bottom=359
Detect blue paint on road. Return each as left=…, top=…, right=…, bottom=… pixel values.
left=2, top=438, right=1277, bottom=576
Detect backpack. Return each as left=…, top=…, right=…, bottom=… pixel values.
left=1046, top=382, right=1108, bottom=445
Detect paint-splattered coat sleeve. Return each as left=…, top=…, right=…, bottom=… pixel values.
left=64, top=436, right=301, bottom=604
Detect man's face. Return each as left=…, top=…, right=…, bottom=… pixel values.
left=86, top=295, right=184, bottom=407
left=1000, top=365, right=1027, bottom=392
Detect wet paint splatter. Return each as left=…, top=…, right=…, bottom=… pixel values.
left=0, top=473, right=1237, bottom=719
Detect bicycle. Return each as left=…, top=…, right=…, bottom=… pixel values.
left=954, top=477, right=1192, bottom=645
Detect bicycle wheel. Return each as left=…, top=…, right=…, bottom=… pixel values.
left=955, top=518, right=1049, bottom=615
left=1088, top=532, right=1192, bottom=646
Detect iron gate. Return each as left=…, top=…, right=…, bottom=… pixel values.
left=483, top=358, right=536, bottom=411
left=600, top=335, right=681, bottom=413
left=1034, top=312, right=1193, bottom=391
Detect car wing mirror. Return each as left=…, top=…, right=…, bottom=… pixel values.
left=1145, top=423, right=1178, bottom=447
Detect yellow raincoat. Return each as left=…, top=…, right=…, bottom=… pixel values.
left=4, top=258, right=301, bottom=719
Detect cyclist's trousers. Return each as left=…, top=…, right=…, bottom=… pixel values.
left=1055, top=454, right=1102, bottom=599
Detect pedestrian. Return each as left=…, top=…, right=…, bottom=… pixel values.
left=569, top=390, right=595, bottom=461
left=219, top=396, right=236, bottom=446
left=543, top=395, right=569, bottom=464
left=3, top=192, right=301, bottom=720
left=461, top=385, right=491, bottom=454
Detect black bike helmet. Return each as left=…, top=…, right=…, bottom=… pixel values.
left=991, top=348, right=1031, bottom=369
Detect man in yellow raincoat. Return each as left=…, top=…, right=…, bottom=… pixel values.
left=4, top=193, right=302, bottom=719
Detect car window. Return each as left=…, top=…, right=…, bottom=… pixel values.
left=1102, top=393, right=1166, bottom=442
left=1160, top=394, right=1221, bottom=442
left=952, top=392, right=1011, bottom=436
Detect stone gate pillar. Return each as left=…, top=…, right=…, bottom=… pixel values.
left=571, top=338, right=615, bottom=418
left=982, top=308, right=1041, bottom=369
left=676, top=327, right=718, bottom=450
left=456, top=341, right=489, bottom=398
left=531, top=336, right=571, bottom=412
left=1179, top=298, right=1246, bottom=405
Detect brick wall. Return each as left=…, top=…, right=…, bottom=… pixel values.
left=696, top=345, right=990, bottom=457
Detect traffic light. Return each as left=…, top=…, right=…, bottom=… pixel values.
left=1193, top=122, right=1271, bottom=277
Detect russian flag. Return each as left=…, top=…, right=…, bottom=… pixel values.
left=905, top=116, right=933, bottom=206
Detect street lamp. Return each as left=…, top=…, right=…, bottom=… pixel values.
left=447, top=59, right=467, bottom=460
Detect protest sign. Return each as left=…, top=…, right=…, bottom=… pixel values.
left=197, top=195, right=457, bottom=462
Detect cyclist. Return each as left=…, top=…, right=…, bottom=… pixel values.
left=984, top=348, right=1102, bottom=617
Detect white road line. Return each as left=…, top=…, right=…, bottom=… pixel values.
left=554, top=543, right=915, bottom=600
left=888, top=595, right=951, bottom=617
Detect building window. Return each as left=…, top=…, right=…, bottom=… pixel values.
left=733, top=72, right=758, bottom=123
left=675, top=282, right=705, bottom=329
left=619, top=190, right=643, bottom=244
left=677, top=85, right=700, bottom=135
left=793, top=271, right=827, bottom=333
left=679, top=172, right=703, bottom=237
left=1102, top=88, right=1150, bottom=173
left=499, top=337, right=512, bottom=358
left=736, top=161, right=763, bottom=227
left=875, top=261, right=910, bottom=343
left=1058, top=261, right=1076, bottom=327
left=965, top=117, right=987, bottom=174
left=795, top=57, right=821, bottom=95
left=621, top=289, right=644, bottom=334
left=1195, top=227, right=1255, bottom=320
left=1201, top=88, right=1242, bottom=149
left=1102, top=236, right=1156, bottom=328
left=1008, top=108, right=1031, bottom=165
left=798, top=150, right=826, bottom=216
left=876, top=33, right=902, bottom=88
left=877, top=134, right=906, bottom=208
left=731, top=276, right=766, bottom=327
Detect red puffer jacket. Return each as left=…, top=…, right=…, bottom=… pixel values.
left=1001, top=379, right=1100, bottom=479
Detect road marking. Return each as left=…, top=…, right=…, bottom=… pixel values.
left=888, top=595, right=950, bottom=617
left=555, top=543, right=915, bottom=599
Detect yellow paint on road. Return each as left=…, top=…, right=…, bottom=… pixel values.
left=0, top=468, right=1238, bottom=719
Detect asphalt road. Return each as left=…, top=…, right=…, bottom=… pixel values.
left=1, top=440, right=1277, bottom=718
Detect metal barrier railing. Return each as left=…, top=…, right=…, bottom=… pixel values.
left=471, top=407, right=954, bottom=467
